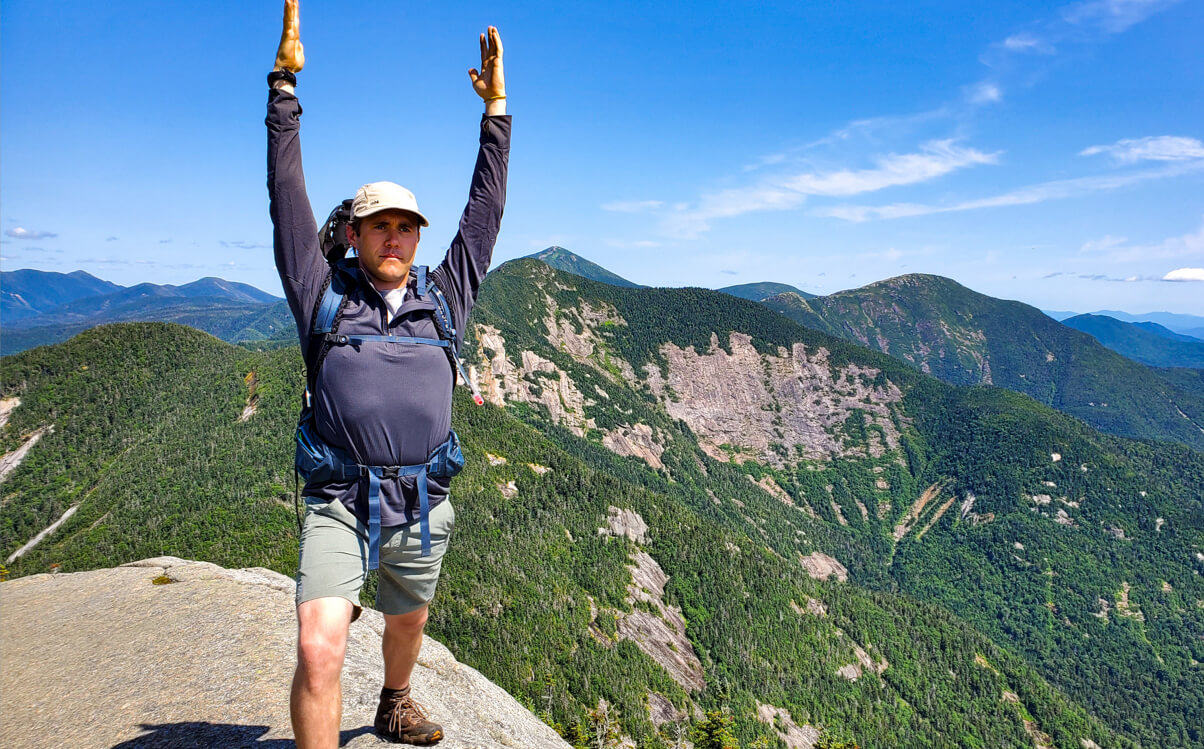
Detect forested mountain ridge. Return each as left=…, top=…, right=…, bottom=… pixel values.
left=0, top=323, right=1136, bottom=748
left=465, top=259, right=1204, bottom=746
left=760, top=273, right=1204, bottom=452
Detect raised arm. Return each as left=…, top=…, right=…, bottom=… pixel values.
left=266, top=0, right=326, bottom=357
left=436, top=26, right=511, bottom=330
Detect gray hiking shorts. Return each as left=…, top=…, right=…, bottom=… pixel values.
left=295, top=496, right=455, bottom=616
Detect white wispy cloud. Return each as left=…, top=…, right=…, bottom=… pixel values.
left=975, top=0, right=1179, bottom=105
left=1079, top=235, right=1128, bottom=252
left=1080, top=135, right=1204, bottom=164
left=1061, top=0, right=1182, bottom=33
left=815, top=160, right=1204, bottom=222
left=220, top=240, right=271, bottom=250
left=664, top=141, right=997, bottom=237
left=1000, top=33, right=1054, bottom=52
left=1163, top=267, right=1204, bottom=281
left=968, top=82, right=1004, bottom=104
left=1089, top=218, right=1204, bottom=263
left=6, top=227, right=58, bottom=240
left=781, top=141, right=999, bottom=196
left=600, top=200, right=664, bottom=213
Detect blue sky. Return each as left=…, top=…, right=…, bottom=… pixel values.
left=2, top=0, right=1202, bottom=314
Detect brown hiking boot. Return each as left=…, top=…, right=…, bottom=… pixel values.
left=374, top=686, right=443, bottom=745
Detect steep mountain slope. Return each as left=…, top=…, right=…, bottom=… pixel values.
left=762, top=274, right=1204, bottom=451
left=465, top=260, right=1204, bottom=746
left=1, top=323, right=1141, bottom=749
left=525, top=247, right=644, bottom=287
left=0, top=269, right=122, bottom=321
left=1063, top=313, right=1204, bottom=368
left=718, top=282, right=815, bottom=302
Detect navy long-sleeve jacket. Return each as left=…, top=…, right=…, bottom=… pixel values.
left=267, top=85, right=510, bottom=527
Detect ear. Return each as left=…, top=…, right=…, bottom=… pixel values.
left=344, top=223, right=357, bottom=248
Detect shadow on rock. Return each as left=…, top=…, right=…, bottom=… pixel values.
left=111, top=722, right=375, bottom=748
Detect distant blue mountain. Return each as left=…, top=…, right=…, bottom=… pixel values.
left=1062, top=314, right=1204, bottom=369
left=1041, top=309, right=1078, bottom=322
left=1, top=269, right=285, bottom=356
left=1, top=269, right=123, bottom=321
left=1089, top=309, right=1204, bottom=335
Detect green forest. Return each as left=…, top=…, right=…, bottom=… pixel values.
left=3, top=260, right=1202, bottom=747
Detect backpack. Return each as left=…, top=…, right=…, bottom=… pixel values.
left=291, top=200, right=482, bottom=569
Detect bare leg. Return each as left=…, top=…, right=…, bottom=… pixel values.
left=382, top=605, right=429, bottom=689
left=291, top=597, right=354, bottom=749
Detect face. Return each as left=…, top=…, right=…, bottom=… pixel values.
left=347, top=209, right=421, bottom=290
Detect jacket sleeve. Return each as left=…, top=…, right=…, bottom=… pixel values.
left=266, top=85, right=328, bottom=362
left=434, top=114, right=511, bottom=337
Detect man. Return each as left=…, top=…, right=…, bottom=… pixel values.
left=265, top=1, right=509, bottom=745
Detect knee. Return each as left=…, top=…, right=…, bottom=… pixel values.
left=296, top=623, right=348, bottom=689
left=385, top=606, right=429, bottom=637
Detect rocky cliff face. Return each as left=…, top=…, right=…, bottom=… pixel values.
left=0, top=557, right=569, bottom=749
left=645, top=332, right=904, bottom=467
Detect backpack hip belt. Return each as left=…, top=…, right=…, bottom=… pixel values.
left=296, top=420, right=464, bottom=567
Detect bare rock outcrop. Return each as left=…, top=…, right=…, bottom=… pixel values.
left=597, top=510, right=705, bottom=692
left=0, top=425, right=52, bottom=483
left=602, top=423, right=666, bottom=470
left=645, top=333, right=903, bottom=467
left=619, top=551, right=706, bottom=692
left=473, top=324, right=595, bottom=437
left=755, top=702, right=820, bottom=749
left=799, top=552, right=848, bottom=582
left=599, top=506, right=650, bottom=544
left=0, top=557, right=569, bottom=749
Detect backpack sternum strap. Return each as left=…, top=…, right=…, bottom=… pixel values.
left=324, top=332, right=450, bottom=348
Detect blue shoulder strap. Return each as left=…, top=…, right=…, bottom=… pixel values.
left=313, top=259, right=356, bottom=335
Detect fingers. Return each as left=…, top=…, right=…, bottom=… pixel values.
left=479, top=32, right=488, bottom=69
left=286, top=0, right=300, bottom=36
left=468, top=68, right=480, bottom=85
left=490, top=26, right=502, bottom=59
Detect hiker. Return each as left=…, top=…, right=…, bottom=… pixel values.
left=265, top=0, right=509, bottom=745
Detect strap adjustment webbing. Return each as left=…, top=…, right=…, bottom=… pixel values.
left=362, top=463, right=435, bottom=569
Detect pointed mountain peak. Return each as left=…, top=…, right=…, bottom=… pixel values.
left=522, top=247, right=643, bottom=288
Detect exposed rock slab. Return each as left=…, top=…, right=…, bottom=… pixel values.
left=602, top=423, right=666, bottom=470
left=0, top=557, right=569, bottom=749
left=755, top=702, right=820, bottom=749
left=0, top=425, right=51, bottom=483
left=799, top=552, right=848, bottom=582
left=645, top=333, right=903, bottom=467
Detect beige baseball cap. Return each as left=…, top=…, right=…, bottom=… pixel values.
left=351, top=181, right=430, bottom=227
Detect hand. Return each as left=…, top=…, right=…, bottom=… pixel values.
left=468, top=26, right=505, bottom=109
left=274, top=0, right=305, bottom=72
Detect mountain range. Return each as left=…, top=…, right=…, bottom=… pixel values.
left=3, top=255, right=1202, bottom=747
left=0, top=269, right=290, bottom=355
